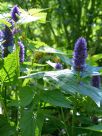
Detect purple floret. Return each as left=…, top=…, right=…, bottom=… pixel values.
left=73, top=37, right=87, bottom=71
left=2, top=25, right=14, bottom=47
left=11, top=5, right=20, bottom=22
left=12, top=28, right=21, bottom=35
left=0, top=30, right=4, bottom=41
left=18, top=41, right=25, bottom=62
left=91, top=72, right=101, bottom=88
left=55, top=63, right=62, bottom=70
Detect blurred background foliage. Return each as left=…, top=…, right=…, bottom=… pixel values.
left=0, top=1, right=102, bottom=136
left=1, top=0, right=102, bottom=61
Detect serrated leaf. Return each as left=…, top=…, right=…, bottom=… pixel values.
left=0, top=51, right=18, bottom=82
left=40, top=90, right=71, bottom=108
left=53, top=72, right=102, bottom=107
left=19, top=69, right=102, bottom=106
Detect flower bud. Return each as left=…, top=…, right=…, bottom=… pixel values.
left=73, top=37, right=87, bottom=71
left=2, top=25, right=14, bottom=47
left=55, top=63, right=63, bottom=70
left=91, top=72, right=101, bottom=88
left=11, top=5, right=20, bottom=22
left=18, top=41, right=25, bottom=62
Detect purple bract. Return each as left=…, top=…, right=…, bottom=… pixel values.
left=2, top=25, right=14, bottom=47
left=55, top=63, right=62, bottom=70
left=73, top=37, right=87, bottom=71
left=11, top=5, right=20, bottom=22
left=18, top=41, right=25, bottom=62
left=91, top=72, right=101, bottom=88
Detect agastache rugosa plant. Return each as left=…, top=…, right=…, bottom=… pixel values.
left=73, top=37, right=87, bottom=71
left=11, top=5, right=20, bottom=22
left=18, top=41, right=25, bottom=62
left=1, top=19, right=15, bottom=57
left=2, top=25, right=14, bottom=47
left=91, top=72, right=101, bottom=88
left=55, top=63, right=63, bottom=70
left=0, top=30, right=4, bottom=41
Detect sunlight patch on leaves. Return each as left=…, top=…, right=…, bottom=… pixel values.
left=18, top=8, right=47, bottom=24
left=0, top=51, right=18, bottom=82
left=36, top=46, right=64, bottom=54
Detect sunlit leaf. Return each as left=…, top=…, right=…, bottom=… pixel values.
left=36, top=46, right=64, bottom=54
left=40, top=90, right=72, bottom=108
left=0, top=19, right=11, bottom=27
left=0, top=51, right=18, bottom=82
left=18, top=8, right=47, bottom=24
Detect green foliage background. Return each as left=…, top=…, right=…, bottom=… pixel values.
left=2, top=0, right=102, bottom=55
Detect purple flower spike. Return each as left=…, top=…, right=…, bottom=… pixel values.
left=55, top=63, right=63, bottom=70
left=2, top=25, right=14, bottom=47
left=11, top=5, right=20, bottom=22
left=91, top=72, right=101, bottom=88
left=18, top=41, right=25, bottom=62
left=0, top=30, right=4, bottom=41
left=73, top=37, right=87, bottom=71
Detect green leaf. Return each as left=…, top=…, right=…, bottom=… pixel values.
left=91, top=54, right=102, bottom=62
left=20, top=109, right=44, bottom=136
left=19, top=86, right=34, bottom=107
left=0, top=59, right=4, bottom=69
left=0, top=2, right=12, bottom=13
left=19, top=69, right=102, bottom=106
left=52, top=71, right=102, bottom=106
left=42, top=115, right=62, bottom=134
left=19, top=71, right=45, bottom=79
left=57, top=54, right=72, bottom=65
left=0, top=19, right=11, bottom=27
left=20, top=109, right=35, bottom=136
left=36, top=46, right=64, bottom=54
left=40, top=90, right=71, bottom=108
left=0, top=51, right=18, bottom=82
left=85, top=124, right=102, bottom=132
left=18, top=8, right=47, bottom=24
left=19, top=69, right=72, bottom=79
left=0, top=115, right=16, bottom=136
left=35, top=111, right=44, bottom=136
left=27, top=39, right=48, bottom=48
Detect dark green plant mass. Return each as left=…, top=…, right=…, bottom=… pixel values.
left=0, top=1, right=102, bottom=136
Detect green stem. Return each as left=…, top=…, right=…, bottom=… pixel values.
left=61, top=107, right=70, bottom=136
left=71, top=105, right=76, bottom=136
left=72, top=73, right=81, bottom=136
left=0, top=82, right=8, bottom=117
